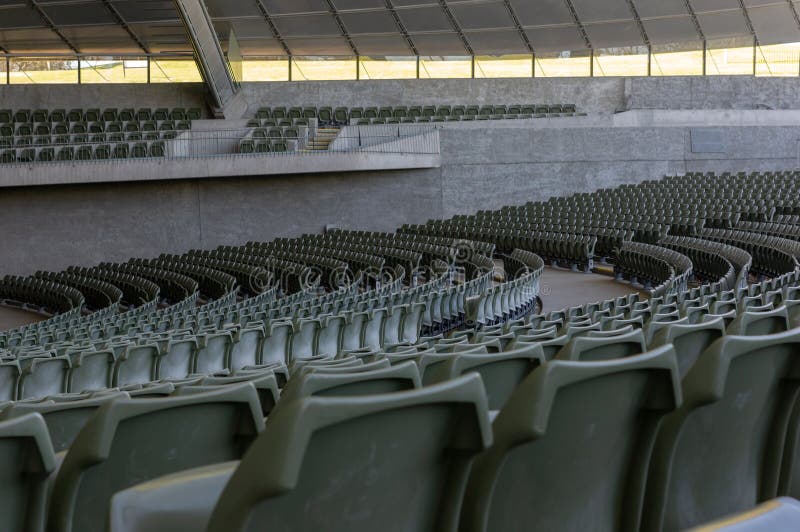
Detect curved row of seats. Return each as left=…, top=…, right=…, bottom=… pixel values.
left=3, top=172, right=800, bottom=530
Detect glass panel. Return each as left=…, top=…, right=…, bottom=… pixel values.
left=706, top=38, right=754, bottom=76
left=291, top=57, right=357, bottom=80
left=756, top=42, right=800, bottom=77
left=474, top=55, right=533, bottom=78
left=242, top=57, right=290, bottom=81
left=80, top=56, right=149, bottom=84
left=150, top=57, right=203, bottom=83
left=359, top=57, right=417, bottom=79
left=592, top=46, right=649, bottom=77
left=419, top=56, right=472, bottom=78
left=9, top=57, right=78, bottom=84
left=651, top=43, right=704, bottom=76
left=535, top=50, right=591, bottom=77
left=0, top=57, right=6, bottom=84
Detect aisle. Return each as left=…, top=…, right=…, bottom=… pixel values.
left=539, top=266, right=649, bottom=313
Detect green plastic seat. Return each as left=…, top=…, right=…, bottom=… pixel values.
left=48, top=384, right=264, bottom=532
left=198, top=372, right=279, bottom=417
left=158, top=337, right=197, bottom=380
left=0, top=392, right=127, bottom=452
left=554, top=328, right=647, bottom=361
left=195, top=331, right=232, bottom=374
left=68, top=350, right=116, bottom=393
left=648, top=316, right=726, bottom=377
left=113, top=344, right=158, bottom=387
left=726, top=305, right=790, bottom=336
left=424, top=344, right=545, bottom=410
left=280, top=360, right=420, bottom=403
left=641, top=329, right=800, bottom=531
left=0, top=413, right=56, bottom=532
left=461, top=345, right=680, bottom=532
left=109, top=374, right=490, bottom=532
left=18, top=356, right=71, bottom=400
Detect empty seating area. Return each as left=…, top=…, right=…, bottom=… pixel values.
left=0, top=107, right=201, bottom=164
left=252, top=103, right=584, bottom=126
left=4, top=171, right=800, bottom=530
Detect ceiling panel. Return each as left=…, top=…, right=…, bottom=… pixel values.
left=525, top=25, right=587, bottom=52
left=451, top=2, right=513, bottom=30
left=584, top=20, right=644, bottom=48
left=340, top=11, right=398, bottom=34
left=398, top=6, right=453, bottom=32
left=643, top=16, right=702, bottom=44
left=466, top=29, right=527, bottom=54
left=412, top=32, right=469, bottom=55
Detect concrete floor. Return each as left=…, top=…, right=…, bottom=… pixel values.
left=539, top=266, right=649, bottom=313
left=0, top=306, right=46, bottom=332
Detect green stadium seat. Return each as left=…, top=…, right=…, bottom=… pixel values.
left=461, top=345, right=680, bottom=532
left=18, top=355, right=70, bottom=399
left=112, top=143, right=129, bottom=159
left=554, top=328, right=647, bottom=361
left=108, top=374, right=489, bottom=532
left=641, top=329, right=800, bottom=531
left=726, top=306, right=790, bottom=336
left=0, top=414, right=56, bottom=532
left=47, top=385, right=264, bottom=532
left=649, top=317, right=726, bottom=377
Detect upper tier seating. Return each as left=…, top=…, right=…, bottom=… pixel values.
left=0, top=107, right=201, bottom=164
left=253, top=103, right=584, bottom=126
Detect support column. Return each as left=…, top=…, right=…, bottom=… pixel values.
left=172, top=0, right=241, bottom=115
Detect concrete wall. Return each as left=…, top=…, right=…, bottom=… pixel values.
left=2, top=119, right=799, bottom=275
left=0, top=84, right=208, bottom=115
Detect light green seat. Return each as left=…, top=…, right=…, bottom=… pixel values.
left=109, top=374, right=490, bottom=532
left=0, top=413, right=56, bottom=532
left=641, top=329, right=800, bottom=531
left=68, top=350, right=115, bottom=393
left=47, top=384, right=264, bottom=532
left=114, top=344, right=158, bottom=387
left=18, top=355, right=71, bottom=400
left=460, top=345, right=680, bottom=532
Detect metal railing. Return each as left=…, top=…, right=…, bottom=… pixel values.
left=0, top=125, right=440, bottom=165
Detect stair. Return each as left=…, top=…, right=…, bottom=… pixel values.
left=304, top=127, right=339, bottom=151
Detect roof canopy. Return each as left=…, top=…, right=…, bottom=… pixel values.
left=0, top=0, right=797, bottom=55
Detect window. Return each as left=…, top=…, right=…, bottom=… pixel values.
left=592, top=47, right=649, bottom=77
left=756, top=43, right=800, bottom=77
left=651, top=43, right=704, bottom=76
left=80, top=56, right=148, bottom=84
left=359, top=57, right=418, bottom=79
left=474, top=55, right=533, bottom=78
left=9, top=57, right=78, bottom=84
left=291, top=57, right=357, bottom=81
left=242, top=58, right=290, bottom=81
left=418, top=56, right=472, bottom=78
left=706, top=38, right=755, bottom=76
left=535, top=50, right=591, bottom=77
left=150, top=57, right=203, bottom=83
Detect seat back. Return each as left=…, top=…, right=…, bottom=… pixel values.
left=48, top=384, right=264, bottom=532
left=206, top=374, right=491, bottom=532
left=726, top=306, right=790, bottom=336
left=0, top=414, right=56, bottom=532
left=0, top=392, right=127, bottom=452
left=649, top=317, right=726, bottom=377
left=68, top=350, right=115, bottom=393
left=461, top=345, right=680, bottom=532
left=555, top=329, right=647, bottom=361
left=280, top=360, right=420, bottom=402
left=641, top=329, right=800, bottom=531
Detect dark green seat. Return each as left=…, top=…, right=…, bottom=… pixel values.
left=287, top=106, right=302, bottom=119
left=0, top=392, right=127, bottom=452
left=641, top=329, right=800, bottom=531
left=94, top=144, right=111, bottom=159
left=649, top=316, right=726, bottom=377
left=56, top=146, right=74, bottom=161
left=554, top=328, right=647, bottom=361
left=0, top=413, right=56, bottom=532
left=424, top=344, right=545, bottom=410
left=109, top=374, right=490, bottom=532
left=461, top=345, right=680, bottom=532
left=726, top=306, right=790, bottom=336
left=112, top=143, right=129, bottom=159
left=48, top=385, right=264, bottom=532
left=37, top=147, right=54, bottom=162
left=198, top=371, right=280, bottom=416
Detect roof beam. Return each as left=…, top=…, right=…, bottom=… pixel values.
left=684, top=0, right=706, bottom=41
left=100, top=0, right=150, bottom=54
left=624, top=0, right=650, bottom=48
left=254, top=0, right=292, bottom=56
left=28, top=0, right=80, bottom=53
left=562, top=0, right=593, bottom=50
left=385, top=0, right=419, bottom=56
left=322, top=0, right=360, bottom=56
left=787, top=0, right=800, bottom=33
left=502, top=0, right=534, bottom=53
left=737, top=0, right=759, bottom=44
left=439, top=0, right=474, bottom=55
